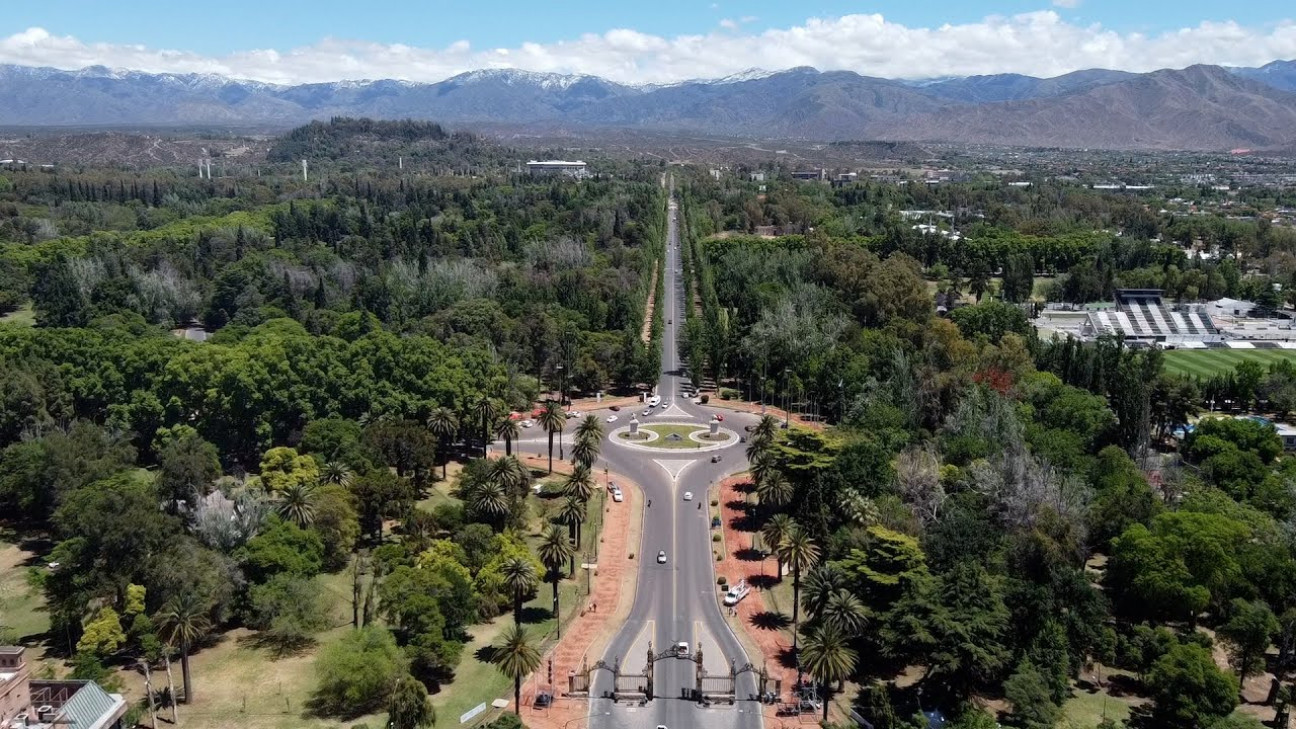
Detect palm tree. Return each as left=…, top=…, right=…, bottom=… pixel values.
left=800, top=624, right=858, bottom=722
left=426, top=406, right=459, bottom=480
left=275, top=481, right=318, bottom=527
left=821, top=589, right=868, bottom=634
left=467, top=480, right=510, bottom=527
left=494, top=417, right=521, bottom=457
left=557, top=496, right=587, bottom=573
left=537, top=526, right=575, bottom=636
left=573, top=416, right=603, bottom=468
left=777, top=523, right=821, bottom=686
left=500, top=555, right=538, bottom=625
left=488, top=456, right=531, bottom=501
left=562, top=464, right=596, bottom=504
left=748, top=451, right=777, bottom=492
left=753, top=414, right=778, bottom=443
left=156, top=593, right=212, bottom=704
left=493, top=624, right=542, bottom=715
left=756, top=471, right=794, bottom=512
left=761, top=513, right=796, bottom=580
left=537, top=401, right=567, bottom=473
left=801, top=564, right=850, bottom=621
left=472, top=396, right=501, bottom=457
left=320, top=460, right=353, bottom=487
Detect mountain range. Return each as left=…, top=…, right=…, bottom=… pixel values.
left=3, top=60, right=1296, bottom=150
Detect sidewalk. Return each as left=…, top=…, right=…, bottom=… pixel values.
left=714, top=475, right=798, bottom=701
left=516, top=455, right=644, bottom=729
left=702, top=397, right=825, bottom=431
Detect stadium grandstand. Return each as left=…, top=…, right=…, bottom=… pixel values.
left=1078, top=289, right=1224, bottom=346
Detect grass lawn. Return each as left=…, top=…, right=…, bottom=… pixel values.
left=618, top=424, right=721, bottom=449
left=0, top=538, right=48, bottom=643
left=1060, top=685, right=1136, bottom=728
left=145, top=568, right=383, bottom=729
left=0, top=302, right=35, bottom=327
left=1163, top=348, right=1296, bottom=378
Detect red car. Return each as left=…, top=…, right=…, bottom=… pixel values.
left=715, top=414, right=725, bottom=421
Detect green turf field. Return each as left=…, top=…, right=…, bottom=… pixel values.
left=1163, top=347, right=1296, bottom=378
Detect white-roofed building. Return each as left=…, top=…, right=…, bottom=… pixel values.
left=526, top=160, right=589, bottom=179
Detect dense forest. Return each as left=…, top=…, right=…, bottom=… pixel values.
left=0, top=121, right=663, bottom=728
left=677, top=169, right=1296, bottom=729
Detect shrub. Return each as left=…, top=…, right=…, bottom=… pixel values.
left=719, top=388, right=739, bottom=400
left=717, top=576, right=728, bottom=586
left=312, top=626, right=408, bottom=718
left=700, top=394, right=710, bottom=404
left=712, top=533, right=722, bottom=542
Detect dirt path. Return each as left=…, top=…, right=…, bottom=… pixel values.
left=640, top=263, right=659, bottom=345
left=515, top=455, right=644, bottom=729
left=714, top=475, right=800, bottom=702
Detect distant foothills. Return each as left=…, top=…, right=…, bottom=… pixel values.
left=3, top=60, right=1296, bottom=151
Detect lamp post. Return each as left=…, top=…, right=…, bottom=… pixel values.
left=556, top=363, right=565, bottom=406
left=783, top=368, right=790, bottom=429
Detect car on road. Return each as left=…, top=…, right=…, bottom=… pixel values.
left=606, top=414, right=618, bottom=423
left=657, top=550, right=667, bottom=564
left=668, top=319, right=672, bottom=324
left=520, top=419, right=535, bottom=428
left=714, top=413, right=724, bottom=421
left=612, top=488, right=623, bottom=502
left=711, top=454, right=722, bottom=463
left=683, top=491, right=693, bottom=501
left=648, top=395, right=661, bottom=407
left=676, top=641, right=689, bottom=657
left=566, top=410, right=582, bottom=418
left=641, top=408, right=652, bottom=416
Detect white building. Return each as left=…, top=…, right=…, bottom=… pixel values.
left=526, top=160, right=589, bottom=178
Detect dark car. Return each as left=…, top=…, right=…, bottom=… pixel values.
left=610, top=405, right=621, bottom=411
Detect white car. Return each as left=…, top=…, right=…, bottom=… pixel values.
left=676, top=641, right=689, bottom=657
left=606, top=414, right=618, bottom=423
left=520, top=419, right=535, bottom=428
left=683, top=491, right=693, bottom=501
left=641, top=408, right=652, bottom=416
left=657, top=550, right=667, bottom=564
left=566, top=410, right=582, bottom=418
left=612, top=489, right=624, bottom=502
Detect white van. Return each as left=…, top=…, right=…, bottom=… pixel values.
left=648, top=395, right=661, bottom=407
left=722, top=579, right=751, bottom=606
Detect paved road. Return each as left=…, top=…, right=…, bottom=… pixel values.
left=580, top=183, right=764, bottom=729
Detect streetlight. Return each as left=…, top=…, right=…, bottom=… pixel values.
left=783, top=368, right=791, bottom=429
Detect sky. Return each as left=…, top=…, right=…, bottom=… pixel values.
left=2, top=1, right=1296, bottom=85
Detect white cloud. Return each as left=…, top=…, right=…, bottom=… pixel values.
left=1, top=12, right=1295, bottom=86
left=1053, top=0, right=1081, bottom=8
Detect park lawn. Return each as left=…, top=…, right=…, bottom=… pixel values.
left=0, top=302, right=35, bottom=327
left=1163, top=348, right=1296, bottom=378
left=0, top=539, right=48, bottom=643
left=1059, top=683, right=1138, bottom=728
left=134, top=566, right=380, bottom=729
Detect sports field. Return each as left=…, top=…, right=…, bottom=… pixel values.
left=1163, top=348, right=1296, bottom=378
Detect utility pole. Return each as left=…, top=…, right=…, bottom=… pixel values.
left=302, top=159, right=308, bottom=182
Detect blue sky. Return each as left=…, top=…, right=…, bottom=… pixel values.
left=1, top=1, right=1294, bottom=84
left=2, top=0, right=1290, bottom=54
